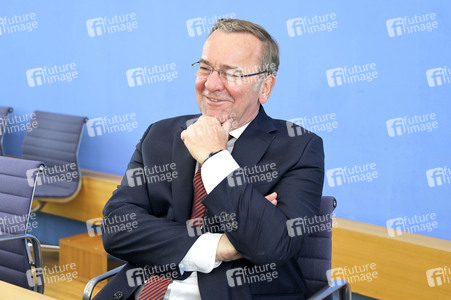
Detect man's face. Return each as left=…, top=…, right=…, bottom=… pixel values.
left=195, top=30, right=273, bottom=129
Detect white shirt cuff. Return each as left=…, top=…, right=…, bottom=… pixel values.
left=178, top=233, right=223, bottom=274
left=201, top=150, right=240, bottom=194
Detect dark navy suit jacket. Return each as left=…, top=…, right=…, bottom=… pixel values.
left=95, top=107, right=324, bottom=300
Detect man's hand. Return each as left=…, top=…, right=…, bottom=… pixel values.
left=181, top=116, right=232, bottom=164
left=216, top=192, right=278, bottom=261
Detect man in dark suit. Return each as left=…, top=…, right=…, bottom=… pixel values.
left=95, top=19, right=324, bottom=300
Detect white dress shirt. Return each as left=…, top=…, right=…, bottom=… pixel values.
left=135, top=123, right=249, bottom=300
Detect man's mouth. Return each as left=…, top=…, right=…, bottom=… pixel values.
left=206, top=96, right=228, bottom=103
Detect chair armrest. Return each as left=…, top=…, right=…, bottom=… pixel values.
left=83, top=265, right=125, bottom=300
left=0, top=233, right=44, bottom=294
left=307, top=280, right=352, bottom=300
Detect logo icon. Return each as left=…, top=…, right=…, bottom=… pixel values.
left=86, top=218, right=103, bottom=237
left=186, top=18, right=204, bottom=37
left=286, top=217, right=305, bottom=237
left=86, top=18, right=104, bottom=37
left=326, top=268, right=346, bottom=287
left=286, top=18, right=303, bottom=37
left=386, top=18, right=404, bottom=37
left=227, top=169, right=246, bottom=187
left=26, top=268, right=45, bottom=288
left=326, top=68, right=344, bottom=87
left=126, top=168, right=146, bottom=187
left=186, top=218, right=203, bottom=237
left=386, top=118, right=404, bottom=137
left=126, top=268, right=146, bottom=287
left=286, top=121, right=304, bottom=137
left=426, top=68, right=444, bottom=87
left=426, top=168, right=445, bottom=187
left=126, top=68, right=145, bottom=87
left=386, top=218, right=405, bottom=237
left=426, top=268, right=445, bottom=287
left=86, top=118, right=105, bottom=137
left=26, top=68, right=45, bottom=87
left=226, top=268, right=245, bottom=287
left=26, top=168, right=42, bottom=187
left=326, top=168, right=344, bottom=187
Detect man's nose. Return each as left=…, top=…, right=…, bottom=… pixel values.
left=204, top=70, right=225, bottom=91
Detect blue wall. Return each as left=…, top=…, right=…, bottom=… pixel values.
left=1, top=1, right=450, bottom=241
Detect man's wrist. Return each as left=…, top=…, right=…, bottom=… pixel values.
left=202, top=149, right=225, bottom=165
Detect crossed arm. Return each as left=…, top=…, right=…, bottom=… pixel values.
left=103, top=115, right=323, bottom=272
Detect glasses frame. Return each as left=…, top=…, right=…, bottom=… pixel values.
left=191, top=61, right=268, bottom=82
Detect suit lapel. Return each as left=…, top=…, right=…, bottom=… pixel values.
left=232, top=107, right=277, bottom=168
left=171, top=121, right=197, bottom=222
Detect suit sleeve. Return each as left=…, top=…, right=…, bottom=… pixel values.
left=101, top=125, right=197, bottom=270
left=203, top=134, right=324, bottom=265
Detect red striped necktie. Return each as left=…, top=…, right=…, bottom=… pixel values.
left=139, top=166, right=206, bottom=300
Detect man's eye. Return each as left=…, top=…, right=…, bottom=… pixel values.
left=225, top=71, right=242, bottom=78
left=199, top=66, right=211, bottom=71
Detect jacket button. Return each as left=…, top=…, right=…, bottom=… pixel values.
left=113, top=291, right=123, bottom=299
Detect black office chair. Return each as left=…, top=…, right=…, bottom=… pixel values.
left=21, top=110, right=88, bottom=212
left=82, top=196, right=351, bottom=300
left=0, top=156, right=45, bottom=293
left=301, top=196, right=351, bottom=299
left=0, top=106, right=13, bottom=156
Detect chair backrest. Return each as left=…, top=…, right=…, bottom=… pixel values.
left=0, top=156, right=44, bottom=290
left=22, top=110, right=87, bottom=200
left=298, top=196, right=336, bottom=299
left=0, top=106, right=13, bottom=156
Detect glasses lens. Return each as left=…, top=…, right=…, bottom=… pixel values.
left=193, top=63, right=211, bottom=78
left=224, top=70, right=242, bottom=86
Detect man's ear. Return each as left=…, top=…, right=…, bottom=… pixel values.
left=258, top=75, right=276, bottom=104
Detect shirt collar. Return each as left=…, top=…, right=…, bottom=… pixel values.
left=229, top=122, right=251, bottom=140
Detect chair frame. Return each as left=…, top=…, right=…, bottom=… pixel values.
left=0, top=107, right=13, bottom=155
left=0, top=158, right=45, bottom=293
left=0, top=234, right=45, bottom=294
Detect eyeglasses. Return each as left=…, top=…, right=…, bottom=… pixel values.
left=191, top=61, right=267, bottom=86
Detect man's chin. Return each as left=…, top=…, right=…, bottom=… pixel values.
left=202, top=110, right=234, bottom=124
